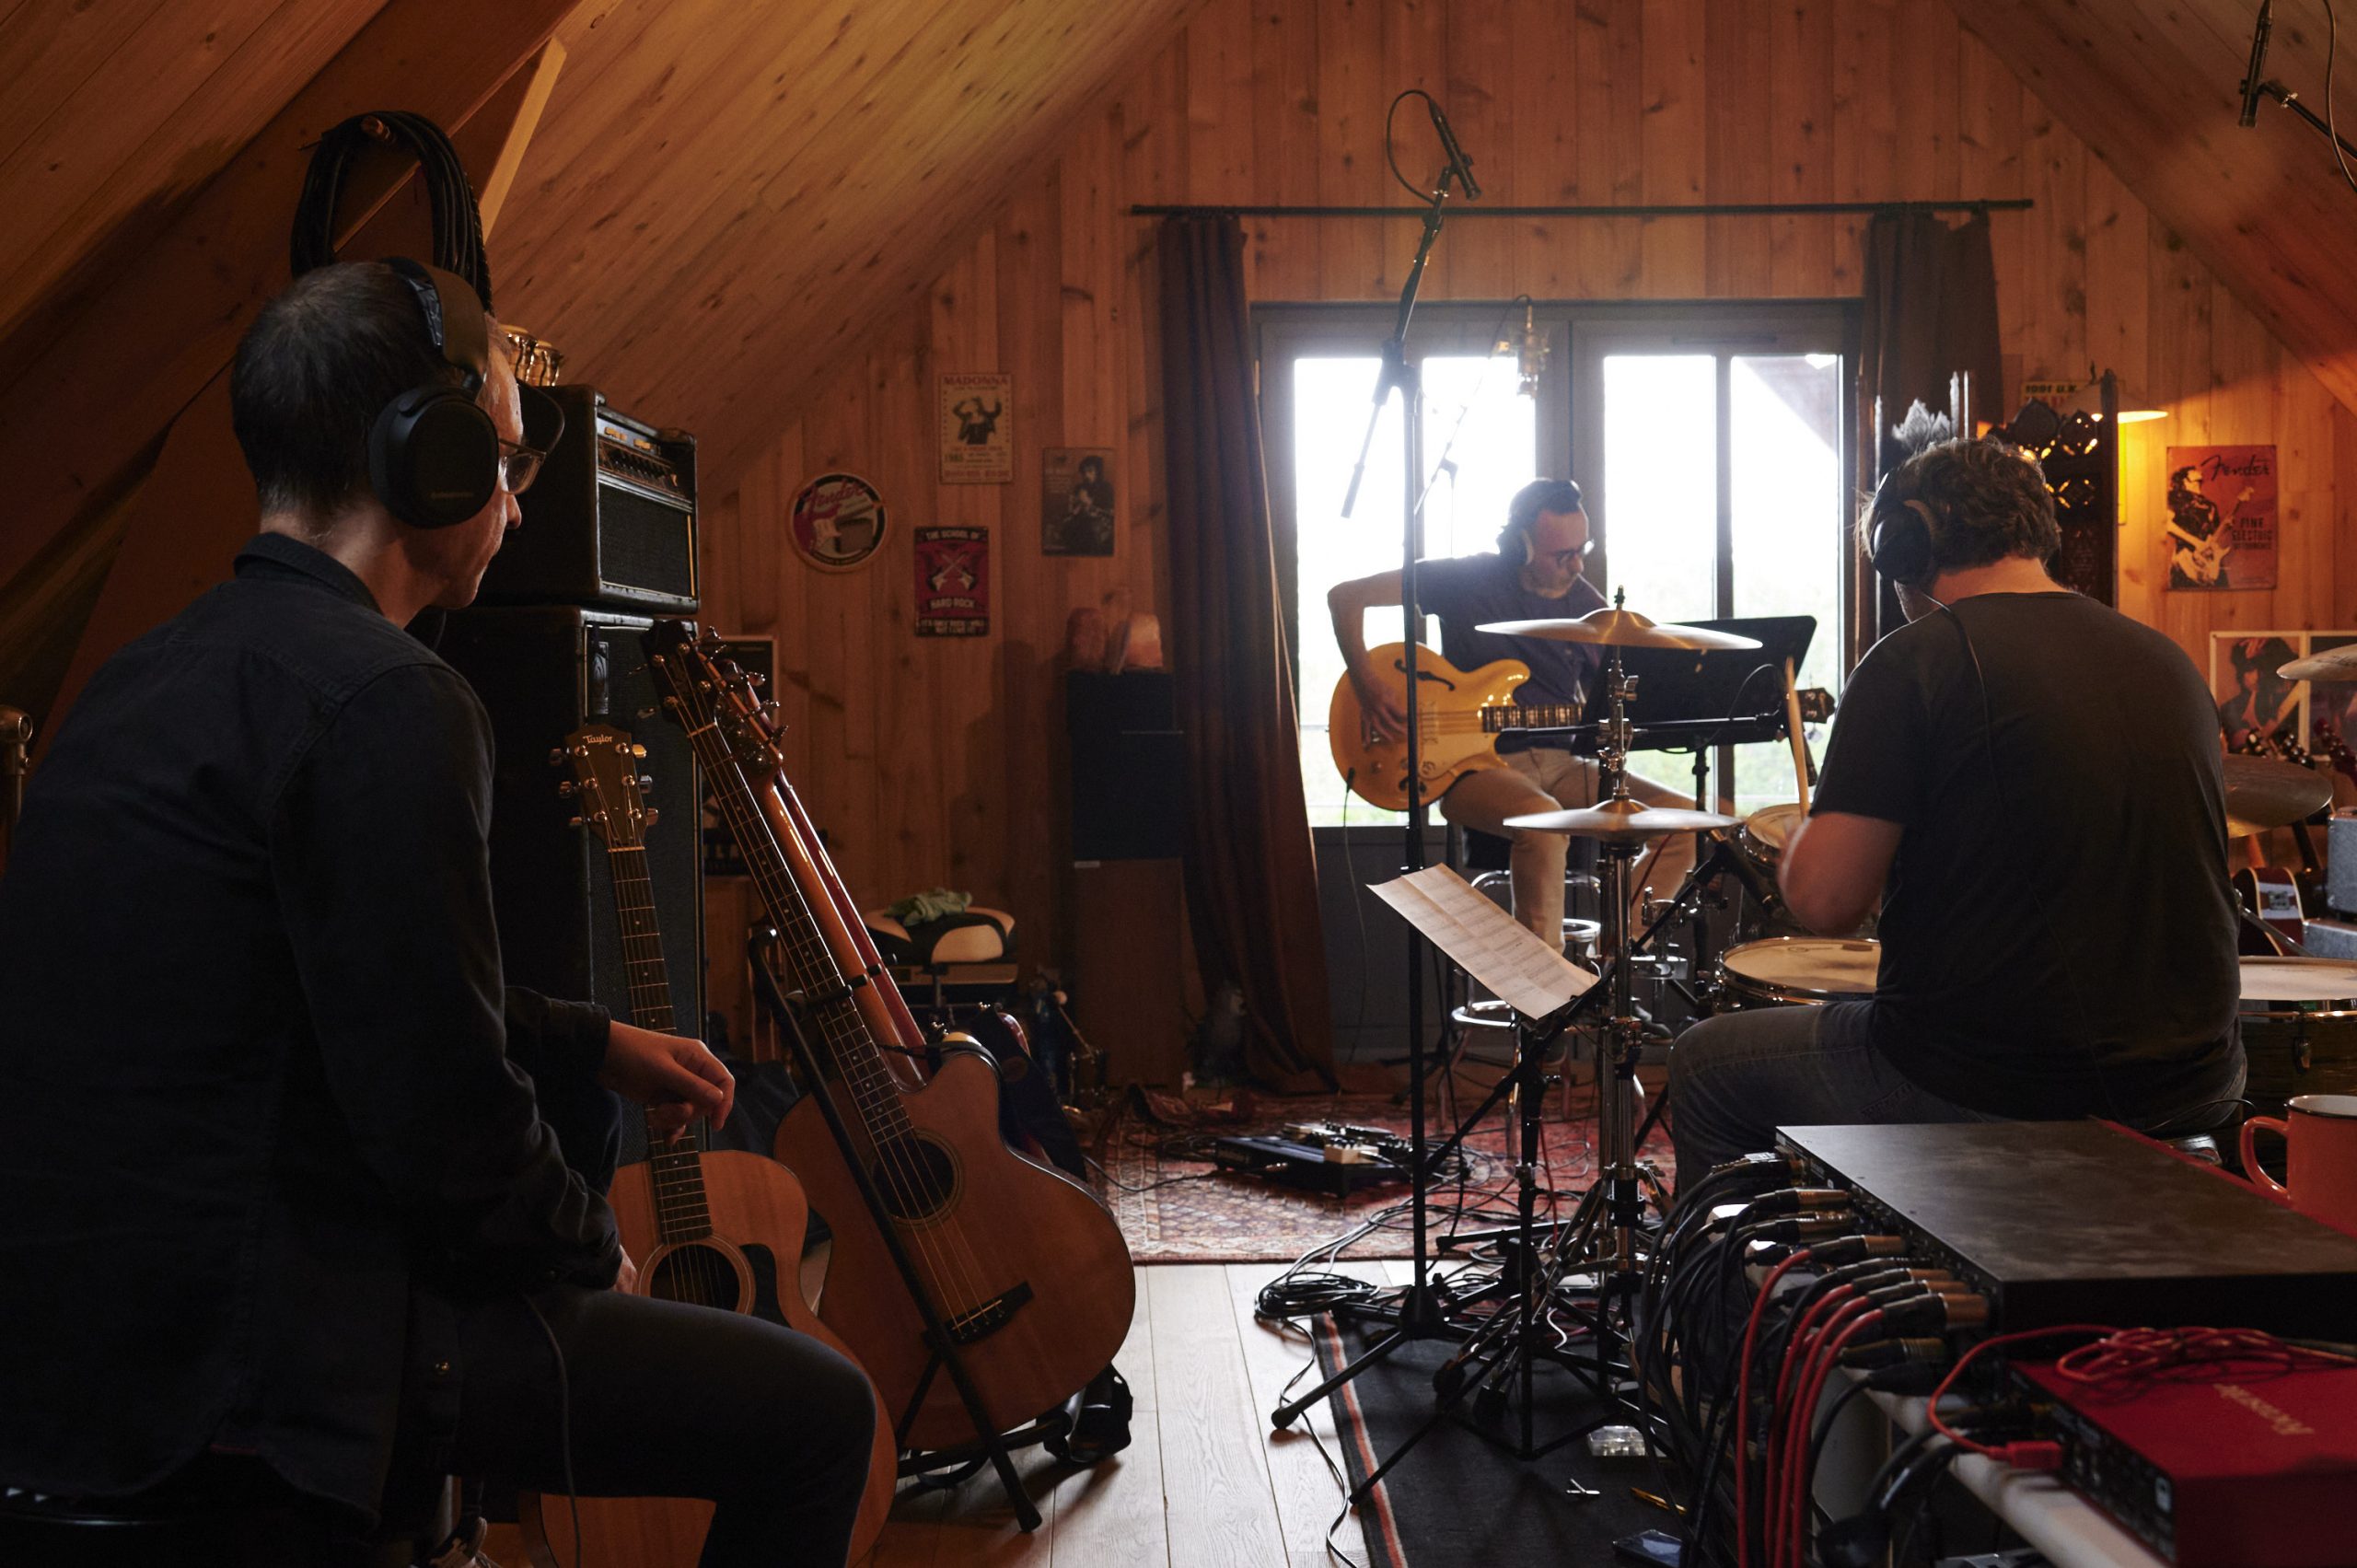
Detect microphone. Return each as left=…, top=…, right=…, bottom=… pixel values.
left=1516, top=302, right=1547, bottom=398
left=1426, top=99, right=1480, bottom=199
left=2241, top=0, right=2274, bottom=128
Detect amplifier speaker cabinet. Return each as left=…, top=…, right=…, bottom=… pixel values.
left=477, top=385, right=699, bottom=611
left=1067, top=671, right=1184, bottom=861
left=436, top=606, right=703, bottom=1040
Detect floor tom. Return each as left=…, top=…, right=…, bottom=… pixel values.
left=2239, top=957, right=2357, bottom=1115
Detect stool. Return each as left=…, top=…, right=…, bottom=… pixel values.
left=0, top=1460, right=461, bottom=1568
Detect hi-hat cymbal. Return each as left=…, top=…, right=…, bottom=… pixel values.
left=2223, top=753, right=2333, bottom=837
left=1478, top=606, right=1762, bottom=651
left=2280, top=644, right=2357, bottom=681
left=1505, top=796, right=1739, bottom=842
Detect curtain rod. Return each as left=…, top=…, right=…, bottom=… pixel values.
left=1129, top=199, right=2031, bottom=219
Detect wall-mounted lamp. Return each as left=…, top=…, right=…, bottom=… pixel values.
left=2065, top=368, right=2166, bottom=424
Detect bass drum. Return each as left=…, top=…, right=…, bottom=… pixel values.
left=1717, top=937, right=1880, bottom=1008
left=2238, top=957, right=2357, bottom=1116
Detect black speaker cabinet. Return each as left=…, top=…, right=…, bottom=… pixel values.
left=478, top=385, right=700, bottom=611
left=437, top=606, right=703, bottom=1037
left=1067, top=671, right=1185, bottom=861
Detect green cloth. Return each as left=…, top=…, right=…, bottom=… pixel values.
left=886, top=888, right=972, bottom=925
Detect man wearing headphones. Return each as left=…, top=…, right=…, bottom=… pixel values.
left=0, top=261, right=876, bottom=1563
left=1330, top=477, right=1698, bottom=947
left=1666, top=438, right=2243, bottom=1190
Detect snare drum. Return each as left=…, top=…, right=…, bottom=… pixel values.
left=2239, top=957, right=2357, bottom=1114
left=1739, top=803, right=1805, bottom=865
left=1717, top=937, right=1881, bottom=1007
left=1726, top=804, right=1805, bottom=939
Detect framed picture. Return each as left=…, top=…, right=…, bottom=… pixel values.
left=1041, top=447, right=1116, bottom=556
left=2165, top=446, right=2277, bottom=591
left=913, top=526, right=989, bottom=636
left=939, top=372, right=1014, bottom=483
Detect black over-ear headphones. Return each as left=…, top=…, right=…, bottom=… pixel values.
left=1865, top=475, right=1941, bottom=587
left=369, top=257, right=499, bottom=529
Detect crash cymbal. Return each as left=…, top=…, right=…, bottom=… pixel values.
left=2280, top=644, right=2357, bottom=682
left=2223, top=752, right=2333, bottom=837
left=1478, top=605, right=1762, bottom=652
left=1505, top=795, right=1740, bottom=842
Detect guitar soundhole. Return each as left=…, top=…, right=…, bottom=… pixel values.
left=645, top=1243, right=744, bottom=1311
left=868, top=1134, right=958, bottom=1225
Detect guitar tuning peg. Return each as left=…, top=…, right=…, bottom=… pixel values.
left=747, top=671, right=767, bottom=689
left=635, top=706, right=659, bottom=720
left=758, top=702, right=784, bottom=728
left=644, top=807, right=661, bottom=827
left=567, top=816, right=585, bottom=830
left=630, top=743, right=647, bottom=759
left=638, top=774, right=655, bottom=790
left=547, top=748, right=566, bottom=766
left=556, top=780, right=576, bottom=796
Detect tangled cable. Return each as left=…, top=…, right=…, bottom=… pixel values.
left=289, top=110, right=493, bottom=308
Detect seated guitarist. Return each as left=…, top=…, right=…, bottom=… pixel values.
left=0, top=262, right=876, bottom=1566
left=1329, top=478, right=1698, bottom=947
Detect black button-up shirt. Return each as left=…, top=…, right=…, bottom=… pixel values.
left=0, top=533, right=620, bottom=1516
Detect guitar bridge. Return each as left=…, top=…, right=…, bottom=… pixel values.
left=944, top=1282, right=1034, bottom=1345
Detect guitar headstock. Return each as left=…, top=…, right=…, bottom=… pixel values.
left=644, top=620, right=785, bottom=772
left=554, top=725, right=655, bottom=847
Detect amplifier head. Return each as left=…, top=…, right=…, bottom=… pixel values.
left=478, top=384, right=699, bottom=612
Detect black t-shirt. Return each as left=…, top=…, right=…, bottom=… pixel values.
left=1811, top=592, right=2242, bottom=1121
left=1415, top=552, right=1606, bottom=752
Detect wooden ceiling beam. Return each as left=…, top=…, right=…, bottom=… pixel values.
left=0, top=0, right=580, bottom=592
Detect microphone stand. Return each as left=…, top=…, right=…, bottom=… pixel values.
left=1271, top=159, right=1467, bottom=1430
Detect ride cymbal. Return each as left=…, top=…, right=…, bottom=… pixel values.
left=1478, top=605, right=1761, bottom=651
left=2279, top=644, right=2357, bottom=681
left=2223, top=752, right=2333, bottom=837
left=1505, top=796, right=1739, bottom=842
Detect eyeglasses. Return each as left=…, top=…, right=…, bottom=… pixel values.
left=1542, top=540, right=1595, bottom=567
left=496, top=437, right=548, bottom=496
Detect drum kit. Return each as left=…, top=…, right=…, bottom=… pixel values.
left=1467, top=596, right=2357, bottom=1204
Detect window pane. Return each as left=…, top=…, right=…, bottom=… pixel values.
left=1728, top=353, right=1844, bottom=812
left=1294, top=357, right=1406, bottom=827
left=1598, top=355, right=1718, bottom=626
left=1417, top=354, right=1538, bottom=560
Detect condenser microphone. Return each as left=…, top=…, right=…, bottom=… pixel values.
left=2240, top=0, right=2275, bottom=128
left=1427, top=99, right=1481, bottom=199
left=1516, top=302, right=1547, bottom=398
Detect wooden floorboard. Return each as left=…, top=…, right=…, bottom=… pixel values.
left=866, top=1261, right=1372, bottom=1567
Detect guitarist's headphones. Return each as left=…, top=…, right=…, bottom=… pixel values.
left=369, top=256, right=500, bottom=529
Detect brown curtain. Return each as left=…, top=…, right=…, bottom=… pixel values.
left=1155, top=215, right=1338, bottom=1093
left=1858, top=211, right=2003, bottom=640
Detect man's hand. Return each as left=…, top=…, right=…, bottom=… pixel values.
left=616, top=1247, right=639, bottom=1294
left=598, top=1021, right=736, bottom=1135
left=1353, top=670, right=1410, bottom=743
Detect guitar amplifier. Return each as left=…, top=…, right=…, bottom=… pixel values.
left=477, top=385, right=699, bottom=611
left=435, top=606, right=704, bottom=1042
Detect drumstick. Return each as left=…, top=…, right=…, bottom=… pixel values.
left=1782, top=657, right=1811, bottom=813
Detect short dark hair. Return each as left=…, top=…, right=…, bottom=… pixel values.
left=1501, top=478, right=1585, bottom=552
left=1875, top=438, right=2060, bottom=574
left=228, top=261, right=481, bottom=519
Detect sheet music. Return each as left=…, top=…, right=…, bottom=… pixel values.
left=1370, top=865, right=1596, bottom=1020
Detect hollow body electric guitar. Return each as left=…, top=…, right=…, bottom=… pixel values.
left=646, top=623, right=1134, bottom=1453
left=520, top=726, right=896, bottom=1567
left=1330, top=643, right=1831, bottom=811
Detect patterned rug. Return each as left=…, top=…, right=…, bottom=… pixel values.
left=1093, top=1075, right=1671, bottom=1263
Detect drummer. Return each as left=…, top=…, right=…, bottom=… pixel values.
left=1666, top=437, right=2245, bottom=1190
left=1329, top=478, right=1699, bottom=947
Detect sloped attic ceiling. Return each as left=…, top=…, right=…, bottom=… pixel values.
left=1948, top=0, right=2357, bottom=416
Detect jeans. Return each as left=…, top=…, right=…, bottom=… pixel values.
left=443, top=1285, right=877, bottom=1568
left=1665, top=1001, right=1995, bottom=1192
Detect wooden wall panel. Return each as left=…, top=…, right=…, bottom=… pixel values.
left=699, top=0, right=2353, bottom=1055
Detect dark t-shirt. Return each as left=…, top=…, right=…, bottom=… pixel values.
left=1811, top=592, right=2242, bottom=1121
left=1415, top=552, right=1606, bottom=752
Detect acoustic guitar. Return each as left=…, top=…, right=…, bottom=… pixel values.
left=646, top=623, right=1134, bottom=1454
left=1329, top=643, right=1832, bottom=812
left=519, top=726, right=898, bottom=1567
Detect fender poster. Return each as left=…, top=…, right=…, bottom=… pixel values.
left=914, top=526, right=989, bottom=636
left=2165, top=445, right=2276, bottom=591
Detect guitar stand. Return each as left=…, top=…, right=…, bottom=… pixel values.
left=748, top=943, right=1056, bottom=1533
